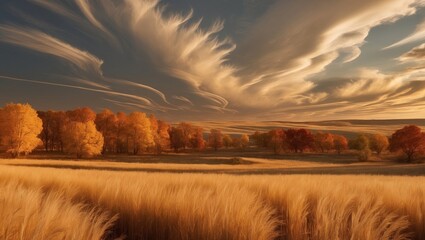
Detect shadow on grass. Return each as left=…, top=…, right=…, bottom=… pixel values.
left=5, top=162, right=425, bottom=176
left=10, top=150, right=360, bottom=165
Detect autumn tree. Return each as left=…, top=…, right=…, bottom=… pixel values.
left=179, top=122, right=195, bottom=149
left=95, top=109, right=117, bottom=154
left=314, top=132, right=334, bottom=153
left=240, top=134, right=250, bottom=150
left=0, top=103, right=42, bottom=157
left=285, top=128, right=314, bottom=153
left=127, top=112, right=154, bottom=155
left=62, top=121, right=103, bottom=158
left=38, top=110, right=67, bottom=152
left=223, top=135, right=233, bottom=149
left=369, top=133, right=389, bottom=155
left=169, top=127, right=184, bottom=152
left=153, top=120, right=170, bottom=154
left=333, top=134, right=348, bottom=154
left=149, top=114, right=158, bottom=153
left=37, top=110, right=52, bottom=151
left=351, top=134, right=371, bottom=161
left=115, top=112, right=128, bottom=153
left=390, top=125, right=425, bottom=162
left=208, top=129, right=223, bottom=151
left=66, top=107, right=96, bottom=123
left=268, top=129, right=285, bottom=154
left=190, top=127, right=206, bottom=151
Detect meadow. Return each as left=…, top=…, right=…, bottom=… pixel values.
left=1, top=153, right=424, bottom=240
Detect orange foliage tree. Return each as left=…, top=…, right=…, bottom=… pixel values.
left=62, top=121, right=103, bottom=158
left=190, top=127, right=206, bottom=151
left=115, top=112, right=128, bottom=153
left=268, top=129, right=285, bottom=154
left=314, top=132, right=334, bottom=153
left=333, top=134, right=348, bottom=154
left=390, top=125, right=425, bottom=162
left=127, top=112, right=154, bottom=155
left=369, top=133, right=389, bottom=155
left=154, top=120, right=171, bottom=154
left=178, top=122, right=195, bottom=149
left=0, top=103, right=42, bottom=157
left=66, top=107, right=96, bottom=123
left=208, top=129, right=223, bottom=151
left=95, top=109, right=118, bottom=154
left=149, top=115, right=171, bottom=154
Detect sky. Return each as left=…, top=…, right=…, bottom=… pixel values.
left=1, top=0, right=425, bottom=121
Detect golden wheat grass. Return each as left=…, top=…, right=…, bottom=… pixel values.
left=0, top=164, right=423, bottom=240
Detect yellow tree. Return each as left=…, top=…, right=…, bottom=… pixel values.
left=0, top=103, right=42, bottom=157
left=223, top=135, right=233, bottom=149
left=127, top=112, right=154, bottom=154
left=62, top=121, right=103, bottom=158
left=369, top=133, right=389, bottom=155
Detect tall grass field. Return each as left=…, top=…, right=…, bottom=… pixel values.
left=0, top=165, right=423, bottom=240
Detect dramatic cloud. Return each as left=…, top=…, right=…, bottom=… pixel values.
left=1, top=0, right=425, bottom=120
left=399, top=43, right=425, bottom=61
left=0, top=24, right=103, bottom=75
left=384, top=19, right=425, bottom=49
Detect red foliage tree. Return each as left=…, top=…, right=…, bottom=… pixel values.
left=285, top=128, right=314, bottom=153
left=208, top=129, right=223, bottom=151
left=190, top=127, right=206, bottom=151
left=169, top=127, right=184, bottom=152
left=333, top=134, right=348, bottom=154
left=390, top=125, right=425, bottom=162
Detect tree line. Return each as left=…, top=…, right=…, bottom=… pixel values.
left=0, top=103, right=424, bottom=162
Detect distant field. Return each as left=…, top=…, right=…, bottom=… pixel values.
left=192, top=119, right=425, bottom=137
left=2, top=151, right=425, bottom=176
left=0, top=164, right=424, bottom=240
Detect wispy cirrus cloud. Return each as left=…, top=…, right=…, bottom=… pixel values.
left=0, top=24, right=103, bottom=75
left=384, top=19, right=425, bottom=50
left=1, top=0, right=425, bottom=120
